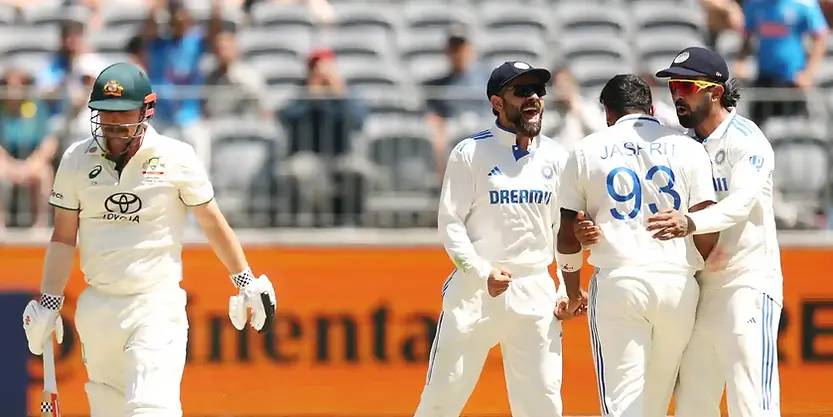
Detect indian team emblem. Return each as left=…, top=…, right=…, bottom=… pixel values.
left=715, top=149, right=726, bottom=165
left=514, top=62, right=531, bottom=70
left=542, top=165, right=554, bottom=179
left=103, top=80, right=124, bottom=97
left=673, top=52, right=690, bottom=64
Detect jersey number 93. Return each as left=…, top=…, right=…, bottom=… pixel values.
left=606, top=165, right=681, bottom=220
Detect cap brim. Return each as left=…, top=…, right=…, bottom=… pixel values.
left=88, top=99, right=144, bottom=112
left=495, top=68, right=552, bottom=95
left=655, top=67, right=708, bottom=79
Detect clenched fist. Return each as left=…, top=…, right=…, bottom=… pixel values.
left=487, top=267, right=512, bottom=297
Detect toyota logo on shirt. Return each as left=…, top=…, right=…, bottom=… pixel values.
left=103, top=193, right=142, bottom=223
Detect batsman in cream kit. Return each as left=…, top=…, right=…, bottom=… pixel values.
left=22, top=62, right=278, bottom=416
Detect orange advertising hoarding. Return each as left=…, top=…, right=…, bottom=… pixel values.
left=3, top=246, right=833, bottom=416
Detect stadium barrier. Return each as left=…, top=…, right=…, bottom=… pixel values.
left=1, top=233, right=832, bottom=416
left=2, top=86, right=832, bottom=230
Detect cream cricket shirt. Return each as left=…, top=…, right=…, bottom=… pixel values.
left=48, top=126, right=214, bottom=295
left=438, top=122, right=569, bottom=280
left=558, top=114, right=717, bottom=277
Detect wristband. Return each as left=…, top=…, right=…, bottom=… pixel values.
left=556, top=251, right=583, bottom=273
left=39, top=293, right=64, bottom=311
left=231, top=268, right=255, bottom=289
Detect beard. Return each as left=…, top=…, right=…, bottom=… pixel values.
left=506, top=101, right=543, bottom=137
left=675, top=95, right=711, bottom=128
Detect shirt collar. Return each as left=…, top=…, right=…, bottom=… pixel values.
left=688, top=108, right=737, bottom=144
left=490, top=119, right=540, bottom=161
left=614, top=113, right=661, bottom=126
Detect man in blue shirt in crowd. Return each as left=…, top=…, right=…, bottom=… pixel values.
left=738, top=0, right=828, bottom=124
left=141, top=0, right=223, bottom=163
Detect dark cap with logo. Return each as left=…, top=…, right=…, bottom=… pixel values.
left=487, top=61, right=551, bottom=99
left=655, top=47, right=729, bottom=83
left=88, top=62, right=154, bottom=112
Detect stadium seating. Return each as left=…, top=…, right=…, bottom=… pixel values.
left=1, top=0, right=830, bottom=229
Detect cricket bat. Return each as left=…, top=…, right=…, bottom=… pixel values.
left=41, top=340, right=61, bottom=417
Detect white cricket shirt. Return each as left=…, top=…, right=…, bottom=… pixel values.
left=48, top=126, right=214, bottom=295
left=558, top=114, right=716, bottom=277
left=685, top=109, right=783, bottom=304
left=438, top=122, right=569, bottom=280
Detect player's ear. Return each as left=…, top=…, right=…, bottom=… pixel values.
left=603, top=105, right=615, bottom=127
left=711, top=85, right=724, bottom=103
left=489, top=95, right=503, bottom=114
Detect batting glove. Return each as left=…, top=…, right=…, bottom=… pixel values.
left=228, top=269, right=276, bottom=333
left=22, top=294, right=64, bottom=355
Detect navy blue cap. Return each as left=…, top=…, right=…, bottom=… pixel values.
left=655, top=47, right=729, bottom=83
left=487, top=61, right=551, bottom=98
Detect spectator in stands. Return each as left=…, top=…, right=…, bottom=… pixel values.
left=48, top=54, right=105, bottom=151
left=203, top=30, right=272, bottom=120
left=36, top=19, right=106, bottom=118
left=541, top=67, right=605, bottom=151
left=278, top=47, right=369, bottom=227
left=423, top=27, right=490, bottom=176
left=0, top=67, right=57, bottom=232
left=701, top=0, right=744, bottom=50
left=125, top=35, right=148, bottom=71
left=737, top=0, right=828, bottom=124
left=141, top=0, right=223, bottom=163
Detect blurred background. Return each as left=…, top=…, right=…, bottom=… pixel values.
left=0, top=0, right=832, bottom=416
left=0, top=0, right=831, bottom=231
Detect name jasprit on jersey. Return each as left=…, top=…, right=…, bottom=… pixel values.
left=601, top=141, right=677, bottom=159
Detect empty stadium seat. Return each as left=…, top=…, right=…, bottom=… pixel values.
left=557, top=35, right=632, bottom=69
left=238, top=28, right=311, bottom=60
left=87, top=28, right=135, bottom=55
left=320, top=32, right=392, bottom=61
left=764, top=117, right=830, bottom=210
left=330, top=3, right=400, bottom=38
left=362, top=115, right=437, bottom=192
left=100, top=2, right=148, bottom=30
left=553, top=2, right=630, bottom=39
left=634, top=34, right=706, bottom=75
left=0, top=26, right=59, bottom=57
left=479, top=34, right=547, bottom=69
left=631, top=2, right=705, bottom=38
left=21, top=3, right=88, bottom=26
left=248, top=56, right=306, bottom=87
left=249, top=2, right=316, bottom=30
left=478, top=3, right=551, bottom=40
left=338, top=61, right=404, bottom=95
left=402, top=3, right=478, bottom=36
left=0, top=5, right=17, bottom=26
left=208, top=118, right=284, bottom=228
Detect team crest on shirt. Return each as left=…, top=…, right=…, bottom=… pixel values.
left=102, top=80, right=124, bottom=97
left=714, top=149, right=726, bottom=165
left=541, top=165, right=554, bottom=179
left=141, top=157, right=166, bottom=183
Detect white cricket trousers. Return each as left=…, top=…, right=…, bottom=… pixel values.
left=675, top=281, right=782, bottom=417
left=588, top=268, right=699, bottom=417
left=414, top=267, right=563, bottom=417
left=74, top=286, right=189, bottom=417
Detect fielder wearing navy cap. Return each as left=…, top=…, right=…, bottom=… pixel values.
left=487, top=61, right=551, bottom=99
left=655, top=47, right=730, bottom=83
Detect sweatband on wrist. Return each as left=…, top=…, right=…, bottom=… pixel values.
left=556, top=251, right=583, bottom=272
left=41, top=241, right=75, bottom=296
left=231, top=268, right=255, bottom=288
left=40, top=293, right=64, bottom=311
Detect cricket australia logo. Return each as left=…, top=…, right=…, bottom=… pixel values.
left=103, top=192, right=142, bottom=223
left=102, top=80, right=124, bottom=97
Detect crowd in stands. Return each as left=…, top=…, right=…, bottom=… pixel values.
left=0, top=0, right=831, bottom=232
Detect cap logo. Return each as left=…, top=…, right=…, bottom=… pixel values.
left=673, top=52, right=690, bottom=64
left=513, top=62, right=531, bottom=70
left=103, top=80, right=124, bottom=97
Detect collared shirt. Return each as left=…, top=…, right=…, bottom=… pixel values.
left=744, top=0, right=828, bottom=81
left=685, top=109, right=784, bottom=303
left=438, top=121, right=569, bottom=280
left=48, top=126, right=215, bottom=295
left=558, top=114, right=716, bottom=276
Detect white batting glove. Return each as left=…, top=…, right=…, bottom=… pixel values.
left=228, top=269, right=276, bottom=333
left=22, top=294, right=65, bottom=355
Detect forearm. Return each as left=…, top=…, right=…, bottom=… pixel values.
left=562, top=270, right=582, bottom=298
left=201, top=212, right=249, bottom=276
left=805, top=35, right=827, bottom=77
left=688, top=165, right=769, bottom=234
left=40, top=241, right=75, bottom=297
left=442, top=222, right=491, bottom=279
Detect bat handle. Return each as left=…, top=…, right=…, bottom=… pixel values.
left=41, top=337, right=60, bottom=417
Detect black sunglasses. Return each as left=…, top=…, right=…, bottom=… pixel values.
left=506, top=84, right=547, bottom=98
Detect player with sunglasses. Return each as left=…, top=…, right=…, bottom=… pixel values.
left=646, top=47, right=783, bottom=417
left=414, top=61, right=585, bottom=417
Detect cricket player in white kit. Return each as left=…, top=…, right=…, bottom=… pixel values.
left=21, top=62, right=277, bottom=417
left=556, top=74, right=719, bottom=417
left=414, top=61, right=584, bottom=417
left=649, top=47, right=784, bottom=417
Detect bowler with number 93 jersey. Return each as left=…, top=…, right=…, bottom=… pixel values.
left=558, top=113, right=716, bottom=417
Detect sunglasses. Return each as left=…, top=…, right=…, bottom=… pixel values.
left=668, top=79, right=720, bottom=96
left=506, top=84, right=547, bottom=98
